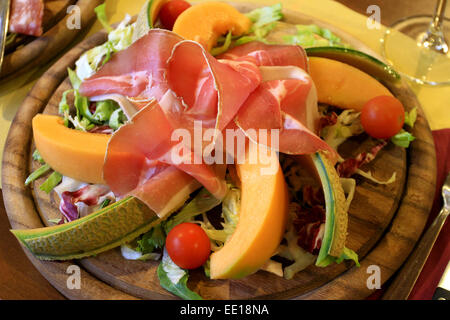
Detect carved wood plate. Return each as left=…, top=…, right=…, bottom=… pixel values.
left=1, top=3, right=436, bottom=299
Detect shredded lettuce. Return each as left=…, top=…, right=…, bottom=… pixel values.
left=278, top=205, right=316, bottom=279
left=284, top=24, right=347, bottom=48
left=211, top=31, right=232, bottom=56
left=234, top=22, right=277, bottom=46
left=246, top=3, right=283, bottom=31
left=321, top=109, right=364, bottom=150
left=195, top=186, right=240, bottom=250
left=164, top=188, right=222, bottom=233
left=228, top=4, right=283, bottom=47
left=75, top=15, right=134, bottom=81
left=121, top=243, right=161, bottom=261
left=158, top=250, right=203, bottom=300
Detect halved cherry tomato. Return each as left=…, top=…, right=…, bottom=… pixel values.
left=159, top=0, right=191, bottom=30
left=360, top=95, right=405, bottom=139
left=166, top=222, right=211, bottom=269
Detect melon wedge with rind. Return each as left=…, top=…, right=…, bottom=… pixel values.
left=305, top=46, right=400, bottom=84
left=132, top=0, right=169, bottom=42
left=11, top=197, right=160, bottom=261
left=312, top=152, right=348, bottom=265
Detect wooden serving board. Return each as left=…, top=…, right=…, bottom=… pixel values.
left=1, top=3, right=437, bottom=300
left=0, top=0, right=103, bottom=80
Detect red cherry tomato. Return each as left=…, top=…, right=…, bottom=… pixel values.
left=360, top=95, right=405, bottom=139
left=159, top=0, right=191, bottom=30
left=166, top=222, right=211, bottom=269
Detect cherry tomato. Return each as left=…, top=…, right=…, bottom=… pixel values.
left=159, top=0, right=191, bottom=30
left=166, top=222, right=211, bottom=269
left=360, top=95, right=405, bottom=139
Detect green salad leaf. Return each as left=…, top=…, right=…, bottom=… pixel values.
left=404, top=107, right=417, bottom=127
left=158, top=250, right=203, bottom=300
left=283, top=24, right=347, bottom=48
left=25, top=164, right=51, bottom=186
left=39, top=172, right=63, bottom=194
left=94, top=3, right=113, bottom=33
left=109, top=108, right=127, bottom=130
left=315, top=247, right=360, bottom=267
left=164, top=188, right=222, bottom=233
left=93, top=100, right=119, bottom=122
left=391, top=129, right=416, bottom=148
left=211, top=31, right=232, bottom=56
left=137, top=224, right=166, bottom=254
left=246, top=3, right=283, bottom=31
left=32, top=150, right=45, bottom=164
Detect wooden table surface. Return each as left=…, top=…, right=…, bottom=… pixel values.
left=0, top=0, right=440, bottom=300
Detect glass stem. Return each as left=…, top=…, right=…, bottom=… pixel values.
left=431, top=0, right=447, bottom=32
left=420, top=0, right=448, bottom=54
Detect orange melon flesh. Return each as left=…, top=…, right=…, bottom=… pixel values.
left=210, top=142, right=288, bottom=279
left=308, top=57, right=393, bottom=111
left=32, top=114, right=110, bottom=184
left=172, top=2, right=251, bottom=51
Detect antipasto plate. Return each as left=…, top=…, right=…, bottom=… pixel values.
left=2, top=1, right=436, bottom=300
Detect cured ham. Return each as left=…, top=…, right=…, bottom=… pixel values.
left=80, top=30, right=184, bottom=99
left=79, top=30, right=337, bottom=216
left=9, top=0, right=44, bottom=37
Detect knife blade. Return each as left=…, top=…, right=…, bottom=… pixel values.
left=432, top=261, right=450, bottom=300
left=0, top=0, right=11, bottom=72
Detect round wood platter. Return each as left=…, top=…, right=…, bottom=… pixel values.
left=1, top=3, right=437, bottom=300
left=0, top=0, right=103, bottom=80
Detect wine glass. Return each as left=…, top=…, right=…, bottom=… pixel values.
left=381, top=0, right=450, bottom=86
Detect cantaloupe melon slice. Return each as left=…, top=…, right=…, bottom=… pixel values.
left=210, top=142, right=289, bottom=279
left=308, top=57, right=393, bottom=111
left=172, top=2, right=252, bottom=51
left=32, top=114, right=110, bottom=184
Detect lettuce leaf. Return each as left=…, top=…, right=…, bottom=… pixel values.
left=39, top=172, right=63, bottom=194
left=246, top=3, right=283, bottom=31
left=158, top=250, right=203, bottom=300
left=404, top=107, right=417, bottom=127
left=93, top=100, right=119, bottom=122
left=284, top=24, right=347, bottom=48
left=32, top=150, right=45, bottom=164
left=109, top=108, right=127, bottom=130
left=94, top=3, right=113, bottom=33
left=121, top=243, right=161, bottom=261
left=164, top=188, right=222, bottom=233
left=315, top=247, right=360, bottom=267
left=211, top=31, right=232, bottom=56
left=391, top=129, right=415, bottom=148
left=25, top=164, right=51, bottom=186
left=136, top=224, right=165, bottom=254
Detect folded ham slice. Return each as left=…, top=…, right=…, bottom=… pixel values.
left=80, top=30, right=336, bottom=216
left=9, top=0, right=44, bottom=37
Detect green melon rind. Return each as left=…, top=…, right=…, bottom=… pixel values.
left=11, top=197, right=160, bottom=261
left=313, top=152, right=348, bottom=265
left=305, top=46, right=401, bottom=83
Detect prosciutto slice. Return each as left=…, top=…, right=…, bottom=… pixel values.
left=80, top=30, right=337, bottom=216
left=80, top=30, right=184, bottom=99
left=9, top=0, right=44, bottom=37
